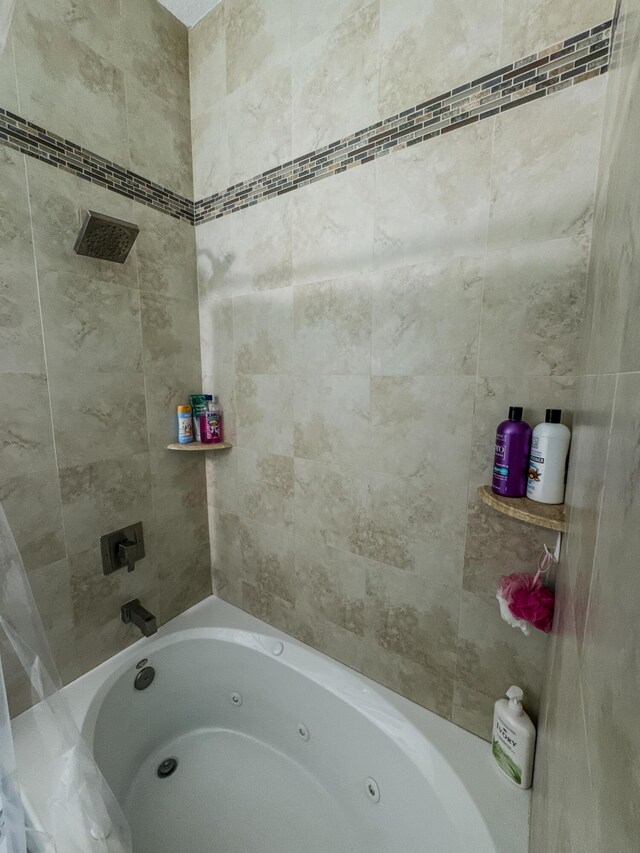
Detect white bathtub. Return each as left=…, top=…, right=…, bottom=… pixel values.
left=14, top=596, right=529, bottom=852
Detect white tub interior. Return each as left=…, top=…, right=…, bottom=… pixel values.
left=14, top=597, right=530, bottom=853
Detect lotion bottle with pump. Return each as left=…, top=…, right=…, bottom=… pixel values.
left=492, top=686, right=536, bottom=789
left=527, top=409, right=571, bottom=504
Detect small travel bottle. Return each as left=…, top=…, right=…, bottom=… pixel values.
left=492, top=407, right=532, bottom=497
left=177, top=405, right=193, bottom=444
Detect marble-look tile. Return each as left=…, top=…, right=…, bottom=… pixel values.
left=456, top=590, right=548, bottom=730
left=136, top=205, right=198, bottom=302
left=379, top=0, right=502, bottom=116
left=39, top=273, right=143, bottom=373
left=12, top=6, right=129, bottom=164
left=189, top=2, right=226, bottom=118
left=140, top=292, right=201, bottom=376
left=198, top=196, right=292, bottom=302
left=205, top=445, right=238, bottom=515
left=234, top=515, right=296, bottom=620
left=580, top=372, right=640, bottom=850
left=294, top=457, right=368, bottom=553
left=294, top=535, right=367, bottom=636
left=224, top=0, right=291, bottom=94
left=375, top=122, right=493, bottom=269
left=563, top=373, right=616, bottom=646
left=121, top=0, right=189, bottom=111
left=488, top=77, right=606, bottom=249
left=357, top=470, right=468, bottom=587
left=368, top=375, right=474, bottom=482
left=292, top=0, right=370, bottom=50
left=291, top=2, right=379, bottom=155
left=0, top=33, right=18, bottom=113
left=150, top=448, right=207, bottom=526
left=478, top=238, right=590, bottom=377
left=0, top=468, right=65, bottom=571
left=143, top=369, right=203, bottom=452
left=192, top=100, right=229, bottom=199
left=126, top=79, right=193, bottom=198
left=48, top=371, right=148, bottom=467
left=227, top=63, right=292, bottom=185
left=500, top=0, right=614, bottom=65
left=450, top=681, right=498, bottom=741
left=76, top=613, right=143, bottom=674
left=68, top=545, right=158, bottom=638
left=294, top=375, right=370, bottom=467
left=233, top=288, right=293, bottom=374
left=26, top=558, right=78, bottom=685
left=293, top=274, right=372, bottom=375
left=469, top=374, right=576, bottom=492
left=236, top=448, right=294, bottom=528
left=371, top=253, right=484, bottom=375
left=58, top=453, right=153, bottom=556
left=209, top=509, right=243, bottom=607
left=26, top=159, right=138, bottom=287
left=292, top=164, right=375, bottom=284
left=200, top=297, right=234, bottom=376
left=0, top=373, right=55, bottom=478
left=236, top=374, right=294, bottom=456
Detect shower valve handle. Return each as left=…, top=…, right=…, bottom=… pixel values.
left=118, top=540, right=138, bottom=573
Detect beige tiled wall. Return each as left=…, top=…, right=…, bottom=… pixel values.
left=0, top=1, right=206, bottom=714
left=192, top=0, right=614, bottom=738
left=531, top=0, right=640, bottom=848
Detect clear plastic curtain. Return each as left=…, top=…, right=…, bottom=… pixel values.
left=0, top=506, right=133, bottom=853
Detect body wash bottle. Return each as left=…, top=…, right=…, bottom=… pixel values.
left=492, top=407, right=532, bottom=497
left=492, top=686, right=536, bottom=789
left=527, top=409, right=571, bottom=504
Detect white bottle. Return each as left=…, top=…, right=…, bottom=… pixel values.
left=526, top=409, right=571, bottom=504
left=492, top=686, right=536, bottom=789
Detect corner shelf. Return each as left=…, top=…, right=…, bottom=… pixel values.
left=167, top=441, right=232, bottom=452
left=477, top=485, right=566, bottom=533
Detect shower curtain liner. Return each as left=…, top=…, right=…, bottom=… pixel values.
left=0, top=501, right=133, bottom=853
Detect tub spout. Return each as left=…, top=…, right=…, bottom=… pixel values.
left=121, top=599, right=157, bottom=637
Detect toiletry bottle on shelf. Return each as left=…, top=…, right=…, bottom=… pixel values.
left=492, top=407, right=531, bottom=497
left=189, top=394, right=212, bottom=442
left=206, top=397, right=224, bottom=444
left=527, top=409, right=571, bottom=505
left=492, top=686, right=536, bottom=789
left=177, top=405, right=193, bottom=444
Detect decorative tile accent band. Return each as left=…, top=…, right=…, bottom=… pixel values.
left=0, top=109, right=194, bottom=222
left=0, top=21, right=611, bottom=227
left=194, top=20, right=611, bottom=224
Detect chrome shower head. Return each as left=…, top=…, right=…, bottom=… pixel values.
left=73, top=210, right=139, bottom=263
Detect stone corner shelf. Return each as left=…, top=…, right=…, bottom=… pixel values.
left=477, top=485, right=566, bottom=533
left=167, top=441, right=233, bottom=452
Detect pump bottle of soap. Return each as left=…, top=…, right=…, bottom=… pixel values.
left=492, top=686, right=536, bottom=789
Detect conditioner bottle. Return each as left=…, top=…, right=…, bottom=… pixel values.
left=527, top=409, right=571, bottom=504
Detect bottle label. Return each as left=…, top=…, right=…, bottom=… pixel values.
left=207, top=411, right=223, bottom=443
left=527, top=436, right=545, bottom=490
left=493, top=716, right=523, bottom=785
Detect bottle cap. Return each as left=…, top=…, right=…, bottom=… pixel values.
left=508, top=406, right=523, bottom=421
left=177, top=405, right=192, bottom=413
left=506, top=685, right=524, bottom=715
left=545, top=409, right=561, bottom=423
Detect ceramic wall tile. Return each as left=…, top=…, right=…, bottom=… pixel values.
left=0, top=468, right=65, bottom=571
left=58, top=453, right=153, bottom=556
left=293, top=275, right=372, bottom=375
left=0, top=34, right=18, bottom=113
left=224, top=0, right=291, bottom=94
left=226, top=63, right=292, bottom=185
left=478, top=238, right=590, bottom=377
left=209, top=509, right=243, bottom=607
left=155, top=507, right=212, bottom=623
left=143, top=370, right=203, bottom=452
left=0, top=373, right=56, bottom=478
left=371, top=253, right=484, bottom=376
left=26, top=558, right=78, bottom=685
left=233, top=288, right=293, bottom=374
left=200, top=296, right=234, bottom=377
left=135, top=205, right=198, bottom=302
left=76, top=613, right=143, bottom=674
left=291, top=2, right=379, bottom=156
left=150, top=449, right=207, bottom=526
left=189, top=2, right=226, bottom=118
left=292, top=164, right=375, bottom=284
left=39, top=273, right=143, bottom=373
left=294, top=374, right=370, bottom=467
left=235, top=448, right=294, bottom=529
left=236, top=373, right=294, bottom=456
left=488, top=77, right=606, bottom=249
left=379, top=0, right=502, bottom=116
left=234, top=515, right=296, bottom=620
left=374, top=122, right=493, bottom=269
left=192, top=100, right=229, bottom=199
left=292, top=0, right=370, bottom=50
left=140, top=292, right=201, bottom=376
left=48, top=371, right=148, bottom=467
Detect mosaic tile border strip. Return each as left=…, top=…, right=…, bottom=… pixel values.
left=0, top=21, right=612, bottom=226
left=194, top=20, right=612, bottom=224
left=0, top=110, right=193, bottom=222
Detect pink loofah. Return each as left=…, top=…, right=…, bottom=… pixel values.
left=497, top=572, right=555, bottom=633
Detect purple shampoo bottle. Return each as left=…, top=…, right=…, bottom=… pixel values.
left=492, top=406, right=532, bottom=497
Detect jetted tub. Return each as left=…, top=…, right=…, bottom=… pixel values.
left=14, top=596, right=529, bottom=852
